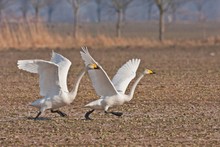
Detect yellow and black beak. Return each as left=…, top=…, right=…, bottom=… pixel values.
left=87, top=63, right=99, bottom=69
left=148, top=69, right=155, bottom=74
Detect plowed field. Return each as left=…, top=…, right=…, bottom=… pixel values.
left=0, top=46, right=220, bottom=146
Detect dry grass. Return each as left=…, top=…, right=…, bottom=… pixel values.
left=0, top=22, right=219, bottom=50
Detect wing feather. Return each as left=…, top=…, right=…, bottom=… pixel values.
left=50, top=51, right=71, bottom=92
left=80, top=47, right=99, bottom=66
left=80, top=47, right=118, bottom=96
left=17, top=60, right=60, bottom=97
left=112, top=59, right=140, bottom=94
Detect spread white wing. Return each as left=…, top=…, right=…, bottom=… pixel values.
left=17, top=60, right=60, bottom=97
left=80, top=47, right=118, bottom=96
left=50, top=51, right=72, bottom=92
left=112, top=59, right=140, bottom=94
left=17, top=51, right=71, bottom=96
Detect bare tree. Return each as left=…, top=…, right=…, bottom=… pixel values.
left=95, top=0, right=114, bottom=22
left=31, top=0, right=46, bottom=22
left=169, top=0, right=189, bottom=23
left=154, top=0, right=172, bottom=41
left=110, top=0, right=133, bottom=38
left=45, top=0, right=59, bottom=23
left=193, top=0, right=207, bottom=21
left=95, top=0, right=102, bottom=22
left=67, top=0, right=88, bottom=38
left=0, top=0, right=14, bottom=22
left=95, top=0, right=109, bottom=22
left=147, top=0, right=155, bottom=20
left=142, top=0, right=155, bottom=20
left=18, top=0, right=30, bottom=21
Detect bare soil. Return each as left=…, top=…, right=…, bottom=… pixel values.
left=0, top=46, right=220, bottom=146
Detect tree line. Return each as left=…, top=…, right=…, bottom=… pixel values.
left=0, top=0, right=217, bottom=41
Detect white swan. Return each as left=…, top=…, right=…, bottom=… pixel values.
left=80, top=48, right=155, bottom=120
left=17, top=51, right=94, bottom=120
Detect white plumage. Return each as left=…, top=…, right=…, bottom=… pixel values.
left=80, top=48, right=117, bottom=96
left=18, top=60, right=61, bottom=97
left=17, top=51, right=86, bottom=119
left=112, top=59, right=140, bottom=94
left=80, top=47, right=155, bottom=120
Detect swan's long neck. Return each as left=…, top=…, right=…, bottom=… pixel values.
left=127, top=73, right=145, bottom=102
left=69, top=69, right=86, bottom=99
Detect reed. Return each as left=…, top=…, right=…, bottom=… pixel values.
left=0, top=22, right=219, bottom=50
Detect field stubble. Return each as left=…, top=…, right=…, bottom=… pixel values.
left=0, top=46, right=220, bottom=146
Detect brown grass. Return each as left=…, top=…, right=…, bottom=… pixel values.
left=0, top=22, right=219, bottom=50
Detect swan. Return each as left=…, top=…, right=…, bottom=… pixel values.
left=80, top=47, right=155, bottom=120
left=17, top=51, right=95, bottom=120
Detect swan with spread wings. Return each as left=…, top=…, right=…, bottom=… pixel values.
left=80, top=48, right=155, bottom=120
left=17, top=51, right=94, bottom=120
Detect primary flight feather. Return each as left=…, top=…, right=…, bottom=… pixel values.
left=112, top=59, right=140, bottom=94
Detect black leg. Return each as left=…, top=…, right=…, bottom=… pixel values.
left=85, top=109, right=95, bottom=120
left=110, top=111, right=123, bottom=117
left=34, top=111, right=42, bottom=120
left=51, top=110, right=67, bottom=117
left=105, top=111, right=123, bottom=117
left=110, top=111, right=123, bottom=116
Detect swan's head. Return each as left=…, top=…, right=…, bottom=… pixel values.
left=87, top=63, right=99, bottom=69
left=143, top=69, right=155, bottom=75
